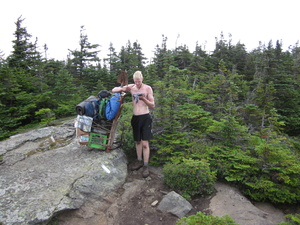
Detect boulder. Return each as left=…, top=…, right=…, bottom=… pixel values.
left=157, top=191, right=193, bottom=218
left=0, top=120, right=127, bottom=225
left=209, top=182, right=285, bottom=225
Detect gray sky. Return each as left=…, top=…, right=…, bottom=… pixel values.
left=1, top=0, right=299, bottom=61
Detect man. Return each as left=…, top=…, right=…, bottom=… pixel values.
left=112, top=71, right=155, bottom=178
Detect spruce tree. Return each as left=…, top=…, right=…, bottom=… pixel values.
left=152, top=35, right=175, bottom=79
left=68, top=25, right=101, bottom=89
left=8, top=16, right=42, bottom=71
left=173, top=45, right=193, bottom=69
left=118, top=41, right=146, bottom=77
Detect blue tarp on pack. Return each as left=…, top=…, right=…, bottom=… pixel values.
left=105, top=93, right=121, bottom=120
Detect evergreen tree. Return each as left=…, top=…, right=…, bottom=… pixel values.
left=3, top=16, right=45, bottom=128
left=104, top=43, right=121, bottom=74
left=8, top=16, right=42, bottom=71
left=52, top=67, right=78, bottom=117
left=132, top=41, right=146, bottom=69
left=118, top=41, right=146, bottom=77
left=211, top=32, right=231, bottom=72
left=0, top=63, right=21, bottom=139
left=212, top=32, right=248, bottom=75
left=0, top=50, right=5, bottom=63
left=67, top=25, right=101, bottom=89
left=190, top=43, right=211, bottom=73
left=248, top=41, right=300, bottom=135
left=272, top=42, right=300, bottom=135
left=103, top=43, right=124, bottom=88
left=173, top=45, right=193, bottom=69
left=96, top=65, right=112, bottom=90
left=152, top=35, right=175, bottom=79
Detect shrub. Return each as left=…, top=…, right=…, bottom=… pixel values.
left=162, top=158, right=216, bottom=200
left=241, top=136, right=300, bottom=204
left=117, top=102, right=136, bottom=162
left=279, top=213, right=300, bottom=225
left=206, top=137, right=300, bottom=204
left=35, top=108, right=55, bottom=125
left=176, top=211, right=238, bottom=225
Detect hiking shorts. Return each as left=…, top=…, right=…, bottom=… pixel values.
left=131, top=113, right=153, bottom=141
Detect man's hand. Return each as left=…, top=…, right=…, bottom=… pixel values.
left=123, top=85, right=131, bottom=92
left=138, top=94, right=145, bottom=101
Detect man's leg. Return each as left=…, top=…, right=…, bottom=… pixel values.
left=135, top=141, right=143, bottom=160
left=142, top=140, right=150, bottom=178
left=131, top=141, right=143, bottom=171
left=141, top=140, right=150, bottom=164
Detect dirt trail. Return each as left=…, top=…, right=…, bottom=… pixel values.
left=54, top=163, right=211, bottom=225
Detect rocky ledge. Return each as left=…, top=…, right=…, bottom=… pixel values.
left=0, top=119, right=127, bottom=224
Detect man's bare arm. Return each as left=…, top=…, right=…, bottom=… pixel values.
left=140, top=87, right=155, bottom=109
left=112, top=84, right=134, bottom=93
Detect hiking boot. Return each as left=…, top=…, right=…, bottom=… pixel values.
left=142, top=166, right=150, bottom=178
left=131, top=160, right=143, bottom=171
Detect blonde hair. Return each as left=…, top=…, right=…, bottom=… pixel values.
left=133, top=71, right=143, bottom=80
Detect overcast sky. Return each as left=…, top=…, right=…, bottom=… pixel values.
left=1, top=0, right=299, bottom=61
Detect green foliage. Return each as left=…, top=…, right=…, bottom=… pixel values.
left=279, top=214, right=300, bottom=225
left=35, top=108, right=55, bottom=125
left=206, top=116, right=249, bottom=147
left=203, top=131, right=300, bottom=204
left=152, top=79, right=214, bottom=163
left=241, top=135, right=300, bottom=203
left=117, top=101, right=136, bottom=162
left=204, top=132, right=300, bottom=204
left=206, top=145, right=258, bottom=182
left=8, top=16, right=42, bottom=70
left=176, top=211, right=238, bottom=225
left=67, top=25, right=100, bottom=87
left=162, top=159, right=216, bottom=200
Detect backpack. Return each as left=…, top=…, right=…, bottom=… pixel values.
left=99, top=97, right=109, bottom=120
left=98, top=90, right=111, bottom=99
left=105, top=93, right=121, bottom=120
left=84, top=99, right=100, bottom=121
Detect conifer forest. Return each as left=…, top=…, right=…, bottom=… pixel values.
left=1, top=17, right=300, bottom=207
